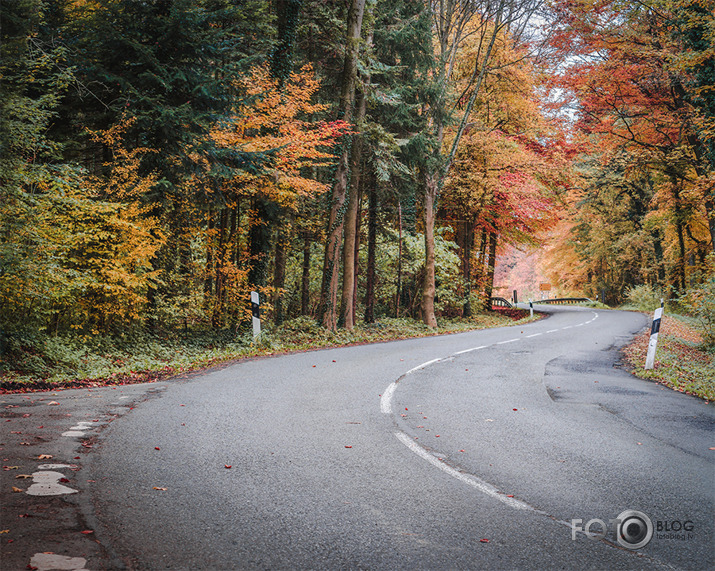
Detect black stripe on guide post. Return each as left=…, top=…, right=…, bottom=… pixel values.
left=651, top=318, right=661, bottom=335
left=251, top=301, right=260, bottom=319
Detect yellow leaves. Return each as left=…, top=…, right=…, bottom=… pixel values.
left=211, top=64, right=350, bottom=207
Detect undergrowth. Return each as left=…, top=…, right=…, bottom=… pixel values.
left=0, top=310, right=538, bottom=392
left=622, top=314, right=714, bottom=401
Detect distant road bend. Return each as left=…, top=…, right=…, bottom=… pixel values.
left=88, top=305, right=714, bottom=570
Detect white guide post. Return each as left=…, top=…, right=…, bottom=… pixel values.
left=251, top=291, right=261, bottom=341
left=644, top=299, right=664, bottom=370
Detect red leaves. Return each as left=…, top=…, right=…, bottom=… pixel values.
left=225, top=465, right=232, bottom=469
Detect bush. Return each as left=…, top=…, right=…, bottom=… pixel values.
left=624, top=284, right=664, bottom=312
left=681, top=261, right=715, bottom=348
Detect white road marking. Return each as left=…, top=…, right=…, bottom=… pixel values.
left=26, top=471, right=78, bottom=496
left=30, top=553, right=88, bottom=571
left=380, top=383, right=398, bottom=414
left=406, top=358, right=442, bottom=375
left=395, top=432, right=532, bottom=510
left=63, top=421, right=94, bottom=438
left=38, top=464, right=74, bottom=470
left=453, top=345, right=487, bottom=355
left=382, top=307, right=610, bottom=513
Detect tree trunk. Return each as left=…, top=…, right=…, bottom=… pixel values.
left=273, top=222, right=288, bottom=325
left=319, top=0, right=366, bottom=330
left=705, top=192, right=715, bottom=254
left=462, top=219, right=473, bottom=317
left=204, top=208, right=214, bottom=310
left=396, top=202, right=403, bottom=318
left=340, top=89, right=367, bottom=329
left=485, top=231, right=498, bottom=305
left=364, top=176, right=377, bottom=324
left=301, top=231, right=311, bottom=316
left=420, top=173, right=439, bottom=328
left=249, top=196, right=273, bottom=288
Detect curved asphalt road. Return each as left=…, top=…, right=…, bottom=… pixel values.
left=86, top=307, right=714, bottom=570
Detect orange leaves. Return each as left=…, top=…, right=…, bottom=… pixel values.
left=212, top=64, right=351, bottom=208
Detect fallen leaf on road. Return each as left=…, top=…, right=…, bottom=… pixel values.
left=38, top=455, right=52, bottom=460
left=0, top=530, right=8, bottom=534
left=152, top=487, right=167, bottom=491
left=154, top=447, right=161, bottom=450
left=81, top=530, right=94, bottom=534
left=225, top=465, right=232, bottom=469
left=3, top=466, right=20, bottom=471
left=15, top=475, right=32, bottom=479
left=11, top=487, right=23, bottom=493
left=48, top=401, right=59, bottom=406
left=480, top=539, right=489, bottom=543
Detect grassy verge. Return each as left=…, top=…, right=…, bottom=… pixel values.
left=622, top=314, right=714, bottom=401
left=0, top=310, right=538, bottom=393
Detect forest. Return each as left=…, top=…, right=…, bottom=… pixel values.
left=1, top=0, right=713, bottom=375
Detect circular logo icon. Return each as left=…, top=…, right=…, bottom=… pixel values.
left=616, top=510, right=653, bottom=550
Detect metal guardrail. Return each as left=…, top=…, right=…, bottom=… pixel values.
left=490, top=297, right=513, bottom=308
left=535, top=298, right=593, bottom=305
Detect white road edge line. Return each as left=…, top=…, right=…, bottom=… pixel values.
left=406, top=358, right=442, bottom=375
left=496, top=338, right=518, bottom=345
left=526, top=333, right=542, bottom=338
left=380, top=382, right=398, bottom=414
left=454, top=345, right=487, bottom=355
left=394, top=432, right=532, bottom=510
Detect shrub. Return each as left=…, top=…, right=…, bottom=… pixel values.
left=681, top=261, right=715, bottom=348
left=624, top=284, right=664, bottom=312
